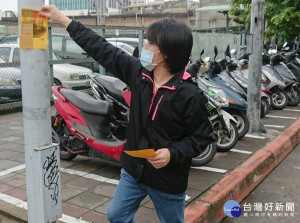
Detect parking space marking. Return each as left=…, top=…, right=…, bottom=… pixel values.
left=245, top=134, right=266, bottom=139
left=283, top=109, right=300, bottom=112
left=60, top=167, right=119, bottom=185
left=264, top=124, right=285, bottom=129
left=0, top=164, right=25, bottom=177
left=230, top=149, right=253, bottom=155
left=265, top=115, right=297, bottom=119
left=191, top=166, right=227, bottom=173
left=0, top=193, right=89, bottom=223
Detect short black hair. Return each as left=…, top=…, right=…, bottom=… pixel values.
left=146, top=18, right=193, bottom=74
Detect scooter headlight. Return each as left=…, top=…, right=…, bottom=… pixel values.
left=205, top=87, right=229, bottom=107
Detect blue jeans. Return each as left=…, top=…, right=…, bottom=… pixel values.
left=107, top=169, right=186, bottom=223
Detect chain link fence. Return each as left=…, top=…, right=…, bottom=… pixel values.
left=0, top=19, right=247, bottom=112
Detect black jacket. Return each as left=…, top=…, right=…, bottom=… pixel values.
left=67, top=21, right=214, bottom=194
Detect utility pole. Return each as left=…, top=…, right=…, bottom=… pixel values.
left=18, top=0, right=62, bottom=222
left=246, top=0, right=266, bottom=133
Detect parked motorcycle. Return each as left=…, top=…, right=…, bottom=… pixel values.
left=262, top=54, right=288, bottom=109
left=285, top=49, right=300, bottom=83
left=205, top=46, right=249, bottom=139
left=51, top=86, right=125, bottom=162
left=187, top=49, right=239, bottom=152
left=225, top=46, right=271, bottom=118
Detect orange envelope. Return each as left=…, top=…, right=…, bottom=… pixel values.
left=124, top=149, right=157, bottom=158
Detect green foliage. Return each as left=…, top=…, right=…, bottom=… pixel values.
left=230, top=0, right=300, bottom=41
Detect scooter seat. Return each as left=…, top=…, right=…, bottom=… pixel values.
left=60, top=88, right=114, bottom=115
left=95, top=75, right=127, bottom=99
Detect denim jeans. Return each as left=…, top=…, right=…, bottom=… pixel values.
left=107, top=168, right=186, bottom=223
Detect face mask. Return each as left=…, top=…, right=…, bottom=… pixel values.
left=140, top=48, right=164, bottom=71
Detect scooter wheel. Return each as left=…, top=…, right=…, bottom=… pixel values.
left=213, top=120, right=238, bottom=152
left=228, top=110, right=249, bottom=139
left=261, top=97, right=271, bottom=118
left=192, top=142, right=217, bottom=166
left=271, top=90, right=288, bottom=109
left=287, top=85, right=300, bottom=106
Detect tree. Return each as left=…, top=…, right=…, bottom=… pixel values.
left=230, top=0, right=300, bottom=42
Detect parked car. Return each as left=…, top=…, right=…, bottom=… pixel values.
left=0, top=35, right=19, bottom=44
left=51, top=33, right=137, bottom=72
left=106, top=37, right=146, bottom=49
left=0, top=43, right=93, bottom=103
left=0, top=35, right=138, bottom=73
left=0, top=64, right=22, bottom=103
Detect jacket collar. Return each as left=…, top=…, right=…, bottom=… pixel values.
left=142, top=69, right=191, bottom=90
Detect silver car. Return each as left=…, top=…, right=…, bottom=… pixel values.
left=0, top=43, right=92, bottom=90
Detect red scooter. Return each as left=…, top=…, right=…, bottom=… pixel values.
left=51, top=85, right=127, bottom=162
left=52, top=73, right=216, bottom=166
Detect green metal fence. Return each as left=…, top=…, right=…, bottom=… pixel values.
left=0, top=19, right=247, bottom=112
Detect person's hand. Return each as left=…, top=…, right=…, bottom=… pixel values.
left=39, top=5, right=71, bottom=27
left=147, top=148, right=170, bottom=169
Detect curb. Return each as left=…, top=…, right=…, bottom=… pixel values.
left=184, top=118, right=300, bottom=223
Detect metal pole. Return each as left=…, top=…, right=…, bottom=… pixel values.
left=246, top=0, right=266, bottom=133
left=17, top=0, right=62, bottom=222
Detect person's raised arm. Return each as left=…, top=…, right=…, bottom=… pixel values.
left=39, top=5, right=141, bottom=87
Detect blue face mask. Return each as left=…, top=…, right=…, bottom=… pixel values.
left=140, top=48, right=163, bottom=71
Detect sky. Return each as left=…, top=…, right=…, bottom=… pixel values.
left=0, top=0, right=49, bottom=12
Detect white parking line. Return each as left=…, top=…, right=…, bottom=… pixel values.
left=0, top=164, right=25, bottom=177
left=191, top=166, right=227, bottom=173
left=265, top=115, right=297, bottom=119
left=230, top=149, right=253, bottom=155
left=283, top=109, right=300, bottom=112
left=264, top=124, right=285, bottom=129
left=245, top=134, right=266, bottom=139
left=60, top=168, right=119, bottom=185
left=0, top=193, right=89, bottom=223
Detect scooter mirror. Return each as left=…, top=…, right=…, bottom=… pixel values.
left=214, top=46, right=218, bottom=60
left=200, top=49, right=204, bottom=56
left=225, top=45, right=231, bottom=58
left=282, top=42, right=288, bottom=48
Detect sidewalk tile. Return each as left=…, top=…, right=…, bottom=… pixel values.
left=0, top=173, right=17, bottom=181
left=0, top=160, right=22, bottom=171
left=0, top=173, right=26, bottom=187
left=62, top=203, right=89, bottom=218
left=0, top=183, right=15, bottom=193
left=65, top=177, right=101, bottom=191
left=91, top=164, right=121, bottom=179
left=81, top=210, right=109, bottom=223
left=66, top=191, right=110, bottom=210
left=1, top=136, right=22, bottom=143
left=61, top=185, right=84, bottom=202
left=61, top=172, right=80, bottom=184
left=5, top=188, right=27, bottom=201
left=94, top=199, right=112, bottom=215
left=134, top=206, right=160, bottom=223
left=89, top=182, right=116, bottom=198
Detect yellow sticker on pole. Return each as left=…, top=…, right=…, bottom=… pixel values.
left=20, top=8, right=48, bottom=50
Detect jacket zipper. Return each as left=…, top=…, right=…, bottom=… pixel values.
left=142, top=73, right=176, bottom=115
left=152, top=95, right=164, bottom=120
